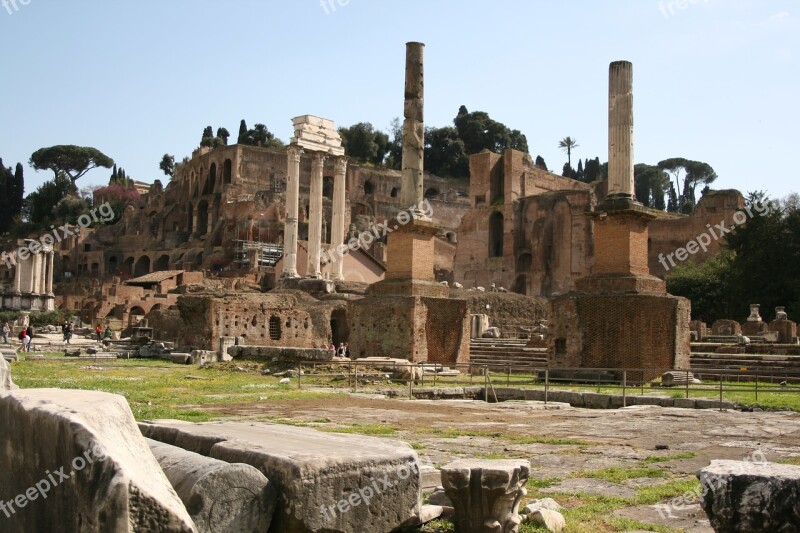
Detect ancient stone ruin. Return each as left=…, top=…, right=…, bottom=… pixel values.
left=549, top=61, right=691, bottom=380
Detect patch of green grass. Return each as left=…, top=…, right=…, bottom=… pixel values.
left=10, top=359, right=342, bottom=422
left=632, top=477, right=700, bottom=506
left=420, top=518, right=455, bottom=532
left=576, top=466, right=666, bottom=484
left=507, top=435, right=588, bottom=446
left=525, top=477, right=560, bottom=490
left=410, top=442, right=426, bottom=450
left=418, top=427, right=588, bottom=446
left=642, top=452, right=697, bottom=464
left=320, top=423, right=397, bottom=436
left=778, top=456, right=800, bottom=466
left=475, top=452, right=518, bottom=459
left=605, top=517, right=675, bottom=532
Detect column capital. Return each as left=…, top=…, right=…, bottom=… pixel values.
left=311, top=152, right=326, bottom=166
left=334, top=157, right=348, bottom=175
left=287, top=145, right=302, bottom=162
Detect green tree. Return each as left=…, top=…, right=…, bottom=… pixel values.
left=534, top=155, right=548, bottom=171
left=338, top=122, right=380, bottom=164
left=216, top=127, right=230, bottom=145
left=385, top=118, right=403, bottom=170
left=373, top=130, right=389, bottom=166
left=250, top=124, right=282, bottom=148
left=29, top=145, right=114, bottom=188
left=237, top=119, right=249, bottom=144
left=575, top=159, right=584, bottom=181
left=724, top=191, right=799, bottom=315
left=634, top=164, right=670, bottom=209
left=666, top=252, right=735, bottom=322
left=24, top=173, right=74, bottom=227
left=200, top=126, right=215, bottom=148
left=583, top=157, right=605, bottom=183
left=558, top=136, right=579, bottom=167
left=424, top=127, right=469, bottom=178
left=159, top=154, right=175, bottom=177
left=0, top=161, right=12, bottom=232
left=454, top=107, right=529, bottom=155
left=658, top=158, right=718, bottom=213
left=12, top=163, right=24, bottom=218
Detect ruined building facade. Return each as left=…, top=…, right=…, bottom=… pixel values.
left=454, top=148, right=744, bottom=297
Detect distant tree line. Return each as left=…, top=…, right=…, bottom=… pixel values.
left=337, top=106, right=531, bottom=179
left=0, top=159, right=25, bottom=233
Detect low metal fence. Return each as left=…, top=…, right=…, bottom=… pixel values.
left=284, top=360, right=800, bottom=408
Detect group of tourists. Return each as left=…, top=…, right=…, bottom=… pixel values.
left=0, top=320, right=114, bottom=352
left=327, top=342, right=351, bottom=358
left=2, top=321, right=34, bottom=351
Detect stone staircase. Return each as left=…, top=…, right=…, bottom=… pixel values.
left=690, top=341, right=800, bottom=383
left=468, top=338, right=548, bottom=370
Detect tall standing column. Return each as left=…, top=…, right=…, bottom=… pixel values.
left=331, top=157, right=348, bottom=281
left=31, top=254, right=41, bottom=294
left=46, top=252, right=54, bottom=294
left=307, top=153, right=325, bottom=279
left=12, top=257, right=21, bottom=293
left=281, top=146, right=302, bottom=278
left=400, top=42, right=426, bottom=216
left=607, top=60, right=635, bottom=199
left=39, top=253, right=47, bottom=294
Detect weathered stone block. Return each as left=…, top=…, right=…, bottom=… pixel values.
left=698, top=460, right=800, bottom=532
left=441, top=459, right=529, bottom=533
left=139, top=420, right=420, bottom=533
left=147, top=438, right=275, bottom=533
left=1, top=355, right=18, bottom=391
left=0, top=389, right=195, bottom=532
left=673, top=398, right=697, bottom=409
left=582, top=392, right=611, bottom=409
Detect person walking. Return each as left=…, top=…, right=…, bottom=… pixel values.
left=95, top=323, right=103, bottom=342
left=63, top=322, right=72, bottom=345
left=2, top=322, right=9, bottom=344
left=22, top=329, right=31, bottom=352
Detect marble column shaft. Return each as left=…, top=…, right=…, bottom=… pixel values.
left=608, top=60, right=634, bottom=198
left=307, top=153, right=325, bottom=279
left=282, top=146, right=301, bottom=278
left=46, top=252, right=54, bottom=294
left=331, top=157, right=348, bottom=280
left=12, top=257, right=21, bottom=293
left=400, top=42, right=426, bottom=213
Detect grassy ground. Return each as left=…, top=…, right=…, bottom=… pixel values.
left=11, top=357, right=339, bottom=421
left=10, top=355, right=774, bottom=532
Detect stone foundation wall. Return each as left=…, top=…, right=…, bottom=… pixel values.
left=349, top=295, right=469, bottom=364
left=177, top=290, right=345, bottom=350
left=549, top=293, right=691, bottom=379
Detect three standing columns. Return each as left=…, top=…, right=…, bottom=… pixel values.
left=281, top=149, right=348, bottom=280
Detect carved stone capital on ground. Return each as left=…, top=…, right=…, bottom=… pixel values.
left=441, top=459, right=530, bottom=533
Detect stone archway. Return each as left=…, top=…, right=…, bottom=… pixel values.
left=134, top=256, right=150, bottom=277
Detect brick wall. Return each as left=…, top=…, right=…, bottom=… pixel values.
left=550, top=293, right=691, bottom=379
left=592, top=213, right=650, bottom=276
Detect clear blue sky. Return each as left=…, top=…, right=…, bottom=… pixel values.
left=1, top=0, right=797, bottom=199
